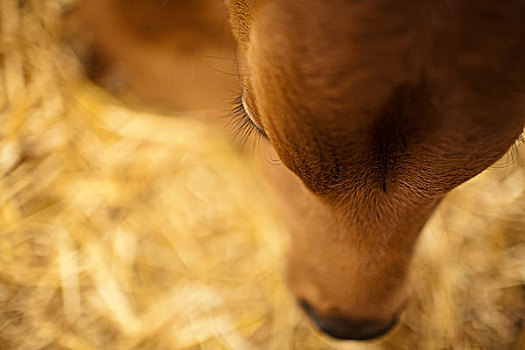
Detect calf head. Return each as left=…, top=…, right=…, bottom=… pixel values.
left=226, top=0, right=525, bottom=340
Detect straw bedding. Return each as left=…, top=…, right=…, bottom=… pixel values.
left=0, top=1, right=524, bottom=349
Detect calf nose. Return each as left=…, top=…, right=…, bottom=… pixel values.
left=300, top=300, right=398, bottom=341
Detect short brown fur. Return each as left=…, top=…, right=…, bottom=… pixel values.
left=226, top=0, right=525, bottom=340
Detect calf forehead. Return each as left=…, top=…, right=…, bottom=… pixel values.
left=250, top=0, right=525, bottom=119
left=248, top=0, right=525, bottom=196
left=250, top=0, right=416, bottom=116
left=248, top=2, right=408, bottom=178
left=248, top=2, right=422, bottom=195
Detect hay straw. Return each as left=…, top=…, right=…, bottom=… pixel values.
left=0, top=1, right=524, bottom=349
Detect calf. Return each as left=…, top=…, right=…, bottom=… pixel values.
left=226, top=0, right=525, bottom=340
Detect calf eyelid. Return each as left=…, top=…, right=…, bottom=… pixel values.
left=241, top=94, right=265, bottom=133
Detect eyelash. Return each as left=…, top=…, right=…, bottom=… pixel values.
left=230, top=94, right=267, bottom=146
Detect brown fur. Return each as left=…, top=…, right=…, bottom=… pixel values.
left=226, top=0, right=525, bottom=340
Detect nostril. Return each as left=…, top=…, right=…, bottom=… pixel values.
left=299, top=299, right=330, bottom=331
left=299, top=299, right=320, bottom=324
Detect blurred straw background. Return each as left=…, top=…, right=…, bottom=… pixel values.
left=0, top=1, right=524, bottom=349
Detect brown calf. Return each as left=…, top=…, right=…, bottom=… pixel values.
left=226, top=0, right=525, bottom=340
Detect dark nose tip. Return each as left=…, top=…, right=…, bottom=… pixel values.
left=300, top=300, right=398, bottom=341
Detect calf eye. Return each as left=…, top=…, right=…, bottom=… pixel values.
left=230, top=94, right=267, bottom=143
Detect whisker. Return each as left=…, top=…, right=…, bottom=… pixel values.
left=204, top=55, right=236, bottom=61
left=204, top=62, right=242, bottom=77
